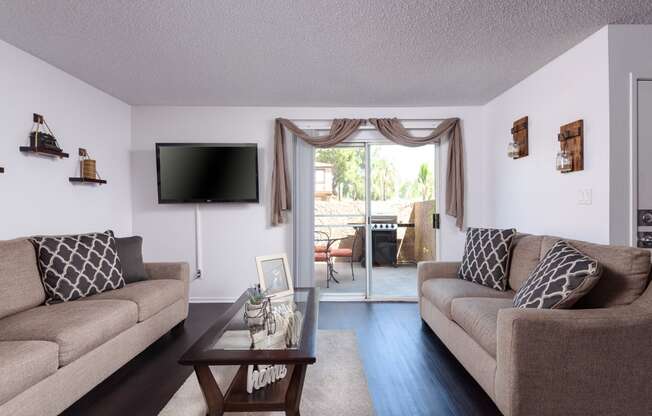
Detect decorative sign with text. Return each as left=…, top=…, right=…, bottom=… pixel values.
left=246, top=364, right=288, bottom=393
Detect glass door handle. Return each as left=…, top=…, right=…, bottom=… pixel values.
left=432, top=214, right=440, bottom=229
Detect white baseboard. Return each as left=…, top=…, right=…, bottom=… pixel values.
left=190, top=296, right=237, bottom=303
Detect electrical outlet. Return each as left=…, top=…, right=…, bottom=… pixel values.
left=577, top=188, right=592, bottom=205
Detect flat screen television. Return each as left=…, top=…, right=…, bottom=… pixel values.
left=156, top=143, right=259, bottom=203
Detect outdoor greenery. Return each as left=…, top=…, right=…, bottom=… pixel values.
left=315, top=147, right=365, bottom=199
left=316, top=148, right=433, bottom=201
left=417, top=163, right=434, bottom=200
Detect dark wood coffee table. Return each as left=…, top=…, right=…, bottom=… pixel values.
left=179, top=288, right=318, bottom=416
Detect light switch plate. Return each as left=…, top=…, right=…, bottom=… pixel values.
left=577, top=188, right=592, bottom=205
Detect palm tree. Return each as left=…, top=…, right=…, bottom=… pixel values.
left=417, top=163, right=432, bottom=201
left=372, top=159, right=396, bottom=200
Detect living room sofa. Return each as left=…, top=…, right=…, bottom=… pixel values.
left=0, top=238, right=190, bottom=416
left=418, top=233, right=652, bottom=416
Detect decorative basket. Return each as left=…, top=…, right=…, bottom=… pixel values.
left=81, top=159, right=97, bottom=179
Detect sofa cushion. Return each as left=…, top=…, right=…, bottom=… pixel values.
left=421, top=278, right=514, bottom=319
left=30, top=230, right=126, bottom=304
left=541, top=236, right=651, bottom=307
left=0, top=340, right=59, bottom=405
left=451, top=297, right=513, bottom=358
left=115, top=236, right=147, bottom=283
left=84, top=279, right=184, bottom=321
left=0, top=300, right=137, bottom=366
left=0, top=239, right=46, bottom=320
left=507, top=234, right=544, bottom=291
left=458, top=227, right=517, bottom=291
left=514, top=240, right=602, bottom=309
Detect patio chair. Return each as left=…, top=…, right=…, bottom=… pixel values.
left=329, top=232, right=356, bottom=281
left=314, top=230, right=337, bottom=288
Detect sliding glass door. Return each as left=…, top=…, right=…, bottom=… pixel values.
left=313, top=144, right=366, bottom=296
left=313, top=139, right=439, bottom=300
left=368, top=143, right=437, bottom=298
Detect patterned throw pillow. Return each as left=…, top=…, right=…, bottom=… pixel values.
left=513, top=240, right=602, bottom=309
left=458, top=227, right=517, bottom=291
left=30, top=230, right=125, bottom=304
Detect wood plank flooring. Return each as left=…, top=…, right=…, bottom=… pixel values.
left=63, top=302, right=501, bottom=416
left=319, top=302, right=501, bottom=416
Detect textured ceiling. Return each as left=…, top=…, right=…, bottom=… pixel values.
left=1, top=1, right=651, bottom=106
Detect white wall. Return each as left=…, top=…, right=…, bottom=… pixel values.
left=607, top=25, right=652, bottom=245
left=482, top=27, right=611, bottom=243
left=131, top=106, right=484, bottom=301
left=5, top=21, right=642, bottom=302
left=0, top=40, right=133, bottom=239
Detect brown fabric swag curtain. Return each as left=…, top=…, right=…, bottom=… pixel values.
left=368, top=118, right=464, bottom=230
left=271, top=117, right=464, bottom=230
left=271, top=118, right=365, bottom=225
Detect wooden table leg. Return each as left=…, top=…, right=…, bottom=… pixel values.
left=285, top=364, right=308, bottom=416
left=194, top=365, right=225, bottom=416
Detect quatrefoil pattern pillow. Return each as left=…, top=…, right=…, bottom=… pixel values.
left=458, top=227, right=517, bottom=291
left=513, top=240, right=602, bottom=309
left=31, top=230, right=125, bottom=304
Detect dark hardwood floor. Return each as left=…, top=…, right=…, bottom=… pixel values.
left=63, top=302, right=501, bottom=416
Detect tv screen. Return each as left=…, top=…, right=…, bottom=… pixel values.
left=156, top=143, right=259, bottom=203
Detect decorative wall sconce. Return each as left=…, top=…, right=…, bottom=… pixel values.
left=508, top=116, right=528, bottom=159
left=556, top=119, right=583, bottom=173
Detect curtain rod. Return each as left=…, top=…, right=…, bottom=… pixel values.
left=290, top=118, right=445, bottom=130
left=288, top=117, right=446, bottom=122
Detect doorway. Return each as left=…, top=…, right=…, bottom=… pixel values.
left=312, top=134, right=440, bottom=300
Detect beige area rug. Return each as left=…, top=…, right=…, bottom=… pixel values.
left=159, top=330, right=374, bottom=416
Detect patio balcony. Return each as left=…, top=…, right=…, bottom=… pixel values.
left=314, top=200, right=435, bottom=298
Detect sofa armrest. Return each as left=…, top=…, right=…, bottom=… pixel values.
left=144, top=262, right=190, bottom=282
left=495, top=305, right=652, bottom=416
left=144, top=262, right=190, bottom=307
left=417, top=261, right=460, bottom=299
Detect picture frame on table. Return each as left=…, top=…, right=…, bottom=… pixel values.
left=255, top=253, right=294, bottom=298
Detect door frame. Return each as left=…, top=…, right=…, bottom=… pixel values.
left=293, top=119, right=443, bottom=301
left=629, top=74, right=652, bottom=247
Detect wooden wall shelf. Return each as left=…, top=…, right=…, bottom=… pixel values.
left=69, top=177, right=107, bottom=185
left=19, top=146, right=69, bottom=158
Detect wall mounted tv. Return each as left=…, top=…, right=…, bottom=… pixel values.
left=156, top=143, right=259, bottom=203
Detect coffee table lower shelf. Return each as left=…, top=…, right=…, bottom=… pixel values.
left=195, top=364, right=307, bottom=416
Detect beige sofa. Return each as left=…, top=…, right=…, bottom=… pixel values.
left=418, top=234, right=652, bottom=416
left=0, top=238, right=190, bottom=416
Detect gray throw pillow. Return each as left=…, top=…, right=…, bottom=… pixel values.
left=513, top=240, right=602, bottom=309
left=115, top=236, right=147, bottom=284
left=30, top=230, right=125, bottom=304
left=458, top=227, right=517, bottom=291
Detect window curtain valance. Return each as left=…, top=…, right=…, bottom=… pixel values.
left=369, top=118, right=464, bottom=230
left=271, top=118, right=365, bottom=226
left=271, top=117, right=465, bottom=230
